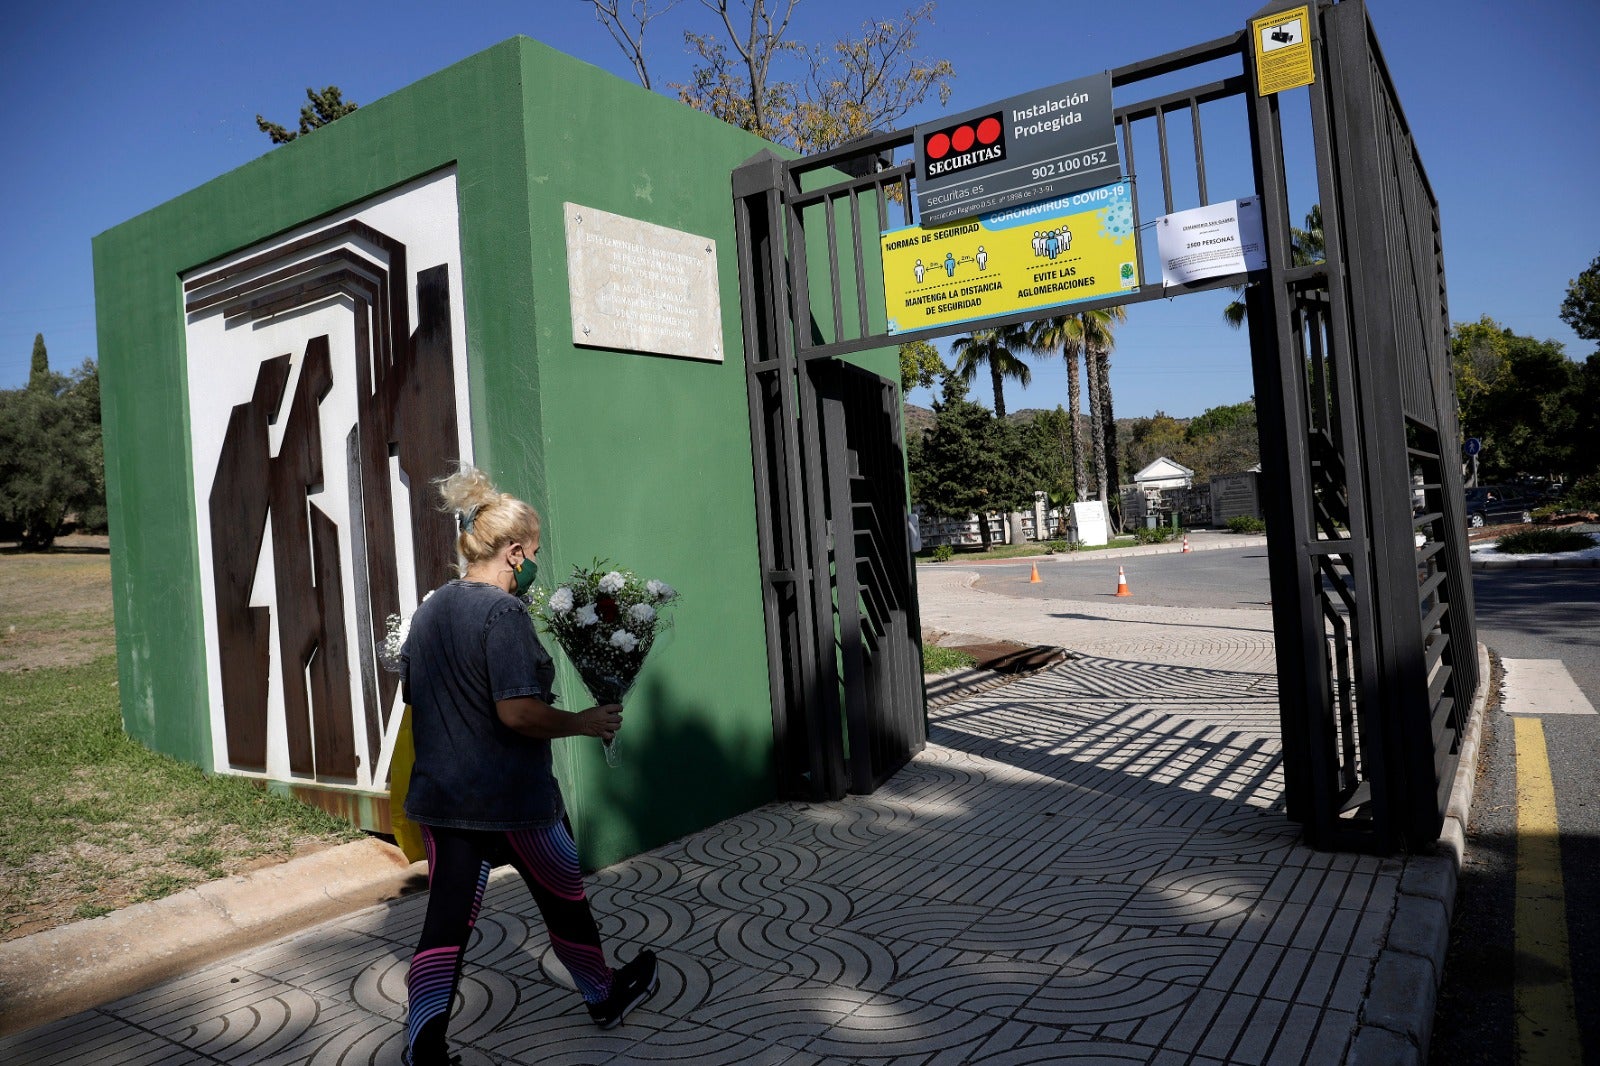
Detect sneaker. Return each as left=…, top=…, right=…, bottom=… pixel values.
left=587, top=949, right=659, bottom=1029
left=402, top=1048, right=460, bottom=1066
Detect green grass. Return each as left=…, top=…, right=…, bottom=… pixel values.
left=1494, top=529, right=1597, bottom=555
left=923, top=646, right=979, bottom=673
left=0, top=655, right=361, bottom=937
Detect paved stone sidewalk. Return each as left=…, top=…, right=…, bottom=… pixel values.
left=0, top=568, right=1455, bottom=1064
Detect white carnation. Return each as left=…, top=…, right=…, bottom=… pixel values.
left=598, top=571, right=626, bottom=594
left=575, top=603, right=599, bottom=626
left=610, top=629, right=639, bottom=652
left=627, top=602, right=656, bottom=625
left=548, top=586, right=574, bottom=613
left=647, top=579, right=677, bottom=600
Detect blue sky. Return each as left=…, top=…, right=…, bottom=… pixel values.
left=4, top=1, right=1596, bottom=418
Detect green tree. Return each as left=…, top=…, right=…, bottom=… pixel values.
left=1573, top=354, right=1600, bottom=479
left=988, top=417, right=1044, bottom=524
left=590, top=1, right=955, bottom=154
left=28, top=333, right=49, bottom=390
left=1123, top=411, right=1188, bottom=479
left=951, top=323, right=1030, bottom=418
left=1184, top=400, right=1258, bottom=480
left=1559, top=252, right=1600, bottom=350
left=256, top=86, right=360, bottom=145
left=0, top=356, right=103, bottom=549
left=1450, top=316, right=1512, bottom=425
left=898, top=338, right=945, bottom=393
left=913, top=373, right=1001, bottom=547
left=1022, top=406, right=1076, bottom=510
left=1451, top=319, right=1579, bottom=480
left=1025, top=316, right=1088, bottom=498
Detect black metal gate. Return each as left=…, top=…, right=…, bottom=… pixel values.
left=732, top=0, right=1476, bottom=851
left=815, top=360, right=926, bottom=795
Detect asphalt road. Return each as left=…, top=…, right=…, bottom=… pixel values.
left=1431, top=567, right=1600, bottom=1065
left=976, top=545, right=1599, bottom=1062
left=970, top=546, right=1274, bottom=609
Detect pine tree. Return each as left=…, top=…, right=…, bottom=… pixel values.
left=915, top=375, right=992, bottom=545
left=28, top=333, right=48, bottom=390
left=256, top=86, right=359, bottom=145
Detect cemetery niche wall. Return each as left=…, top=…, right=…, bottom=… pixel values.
left=92, top=37, right=891, bottom=869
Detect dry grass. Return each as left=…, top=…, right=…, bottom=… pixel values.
left=0, top=537, right=360, bottom=941
left=0, top=534, right=116, bottom=672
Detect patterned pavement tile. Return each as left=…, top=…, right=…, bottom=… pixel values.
left=0, top=1011, right=205, bottom=1066
left=607, top=1019, right=808, bottom=1065
left=3, top=582, right=1419, bottom=1065
left=681, top=969, right=878, bottom=1045
left=884, top=955, right=1060, bottom=1015
left=800, top=994, right=1005, bottom=1059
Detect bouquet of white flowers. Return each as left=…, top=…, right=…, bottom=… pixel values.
left=529, top=561, right=678, bottom=765
left=378, top=589, right=434, bottom=675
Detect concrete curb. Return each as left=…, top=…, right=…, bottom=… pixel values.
left=1347, top=640, right=1493, bottom=1064
left=916, top=533, right=1268, bottom=568
left=1470, top=554, right=1600, bottom=570
left=0, top=837, right=426, bottom=1037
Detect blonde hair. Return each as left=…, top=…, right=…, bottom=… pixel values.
left=435, top=462, right=541, bottom=571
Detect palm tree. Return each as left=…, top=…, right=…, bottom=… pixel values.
left=1223, top=204, right=1325, bottom=328
left=1073, top=308, right=1127, bottom=511
left=951, top=324, right=1032, bottom=418
left=1026, top=316, right=1087, bottom=499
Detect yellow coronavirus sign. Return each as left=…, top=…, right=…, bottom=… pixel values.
left=881, top=181, right=1140, bottom=335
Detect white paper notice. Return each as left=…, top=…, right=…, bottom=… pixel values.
left=1156, top=198, right=1267, bottom=286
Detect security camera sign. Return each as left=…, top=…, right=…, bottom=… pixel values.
left=915, top=72, right=1120, bottom=227
left=1252, top=6, right=1315, bottom=95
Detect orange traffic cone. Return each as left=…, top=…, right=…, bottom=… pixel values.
left=1181, top=534, right=1191, bottom=553
left=1029, top=563, right=1042, bottom=583
left=1115, top=566, right=1132, bottom=597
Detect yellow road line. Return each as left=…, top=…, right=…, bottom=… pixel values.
left=1513, top=717, right=1583, bottom=1064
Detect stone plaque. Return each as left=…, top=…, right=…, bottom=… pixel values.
left=564, top=203, right=723, bottom=362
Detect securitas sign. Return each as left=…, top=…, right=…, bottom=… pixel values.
left=915, top=72, right=1120, bottom=226
left=922, top=112, right=1006, bottom=179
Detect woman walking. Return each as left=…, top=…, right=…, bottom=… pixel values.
left=400, top=463, right=657, bottom=1066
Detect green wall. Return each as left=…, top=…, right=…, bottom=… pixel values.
left=95, top=36, right=908, bottom=870
left=503, top=39, right=786, bottom=864
left=94, top=39, right=534, bottom=770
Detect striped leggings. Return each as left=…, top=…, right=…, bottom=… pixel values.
left=406, top=821, right=614, bottom=1060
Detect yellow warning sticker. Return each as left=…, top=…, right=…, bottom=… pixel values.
left=1252, top=6, right=1315, bottom=96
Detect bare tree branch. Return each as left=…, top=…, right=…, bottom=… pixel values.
left=584, top=0, right=682, bottom=88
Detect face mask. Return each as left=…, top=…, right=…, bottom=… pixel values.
left=511, top=556, right=538, bottom=597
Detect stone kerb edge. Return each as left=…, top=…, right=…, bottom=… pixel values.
left=1347, top=640, right=1492, bottom=1064
left=0, top=837, right=425, bottom=1038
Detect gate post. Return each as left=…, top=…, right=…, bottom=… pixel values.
left=732, top=152, right=848, bottom=800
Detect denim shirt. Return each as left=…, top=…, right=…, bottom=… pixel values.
left=400, top=580, right=562, bottom=829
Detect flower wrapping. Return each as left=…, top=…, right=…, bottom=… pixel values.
left=529, top=561, right=678, bottom=711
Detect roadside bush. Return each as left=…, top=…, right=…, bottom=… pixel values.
left=1133, top=526, right=1178, bottom=545
left=931, top=543, right=954, bottom=562
left=1045, top=539, right=1068, bottom=554
left=1494, top=529, right=1597, bottom=555
left=1226, top=515, right=1267, bottom=534
left=1563, top=472, right=1600, bottom=510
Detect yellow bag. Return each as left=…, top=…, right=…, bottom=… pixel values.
left=388, top=705, right=428, bottom=863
